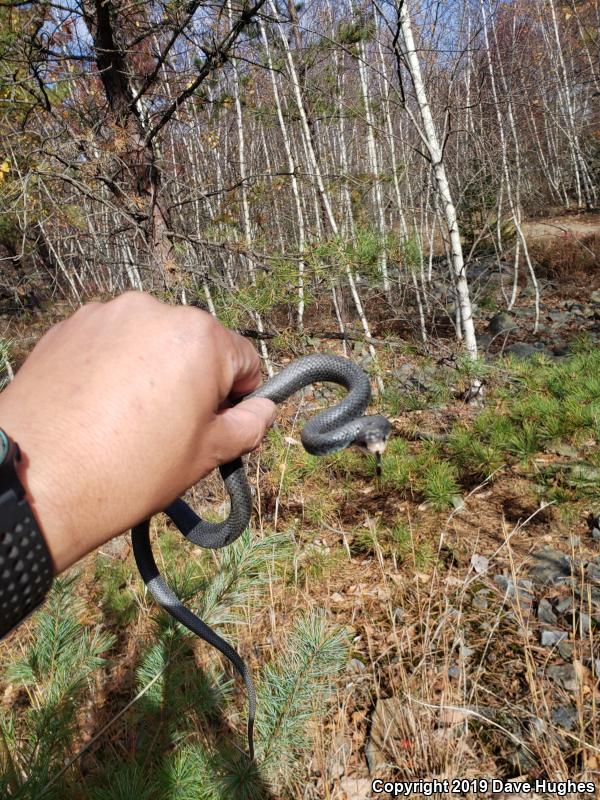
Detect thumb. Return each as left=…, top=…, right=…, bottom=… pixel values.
left=209, top=397, right=277, bottom=464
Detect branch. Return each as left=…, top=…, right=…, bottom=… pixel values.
left=144, top=0, right=267, bottom=146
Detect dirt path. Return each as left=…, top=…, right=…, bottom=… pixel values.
left=522, top=210, right=600, bottom=241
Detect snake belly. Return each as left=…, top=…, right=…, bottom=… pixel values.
left=131, top=354, right=388, bottom=761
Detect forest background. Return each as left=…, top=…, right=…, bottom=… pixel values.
left=1, top=0, right=600, bottom=797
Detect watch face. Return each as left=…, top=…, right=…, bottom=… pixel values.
left=0, top=430, right=8, bottom=465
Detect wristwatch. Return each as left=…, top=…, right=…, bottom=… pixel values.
left=0, top=428, right=53, bottom=639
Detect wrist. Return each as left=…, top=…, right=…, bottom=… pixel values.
left=0, top=406, right=79, bottom=575
left=0, top=425, right=55, bottom=638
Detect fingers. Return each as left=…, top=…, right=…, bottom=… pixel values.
left=224, top=328, right=265, bottom=399
left=206, top=397, right=277, bottom=464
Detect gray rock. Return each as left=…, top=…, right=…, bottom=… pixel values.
left=511, top=745, right=538, bottom=773
left=348, top=658, right=366, bottom=674
left=591, top=290, right=600, bottom=304
left=327, top=734, right=352, bottom=779
left=528, top=716, right=546, bottom=736
left=537, top=598, right=558, bottom=625
left=587, top=563, right=600, bottom=583
left=556, top=596, right=574, bottom=615
left=552, top=705, right=578, bottom=731
left=489, top=312, right=517, bottom=336
left=541, top=630, right=568, bottom=647
left=448, top=666, right=461, bottom=679
left=502, top=342, right=548, bottom=360
left=569, top=535, right=581, bottom=547
left=494, top=574, right=534, bottom=606
left=592, top=527, right=600, bottom=543
left=552, top=341, right=570, bottom=356
left=529, top=549, right=572, bottom=586
left=98, top=533, right=130, bottom=558
left=575, top=611, right=598, bottom=635
left=551, top=441, right=579, bottom=458
left=558, top=641, right=575, bottom=660
left=547, top=664, right=579, bottom=692
left=472, top=591, right=489, bottom=610
left=451, top=495, right=465, bottom=511
left=393, top=607, right=405, bottom=624
left=562, top=462, right=600, bottom=487
left=549, top=312, right=570, bottom=328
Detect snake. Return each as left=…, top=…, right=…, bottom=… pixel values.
left=131, top=354, right=391, bottom=761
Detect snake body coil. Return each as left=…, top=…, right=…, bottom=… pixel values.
left=131, top=354, right=390, bottom=760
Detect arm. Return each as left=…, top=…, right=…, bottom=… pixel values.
left=0, top=291, right=276, bottom=574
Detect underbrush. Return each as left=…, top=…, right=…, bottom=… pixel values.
left=527, top=231, right=600, bottom=280
left=2, top=343, right=600, bottom=795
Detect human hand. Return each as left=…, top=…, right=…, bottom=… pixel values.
left=0, top=292, right=276, bottom=573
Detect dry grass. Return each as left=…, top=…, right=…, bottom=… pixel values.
left=527, top=231, right=600, bottom=282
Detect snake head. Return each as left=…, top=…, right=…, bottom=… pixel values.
left=352, top=416, right=392, bottom=456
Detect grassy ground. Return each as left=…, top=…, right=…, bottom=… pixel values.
left=2, top=227, right=600, bottom=797
left=2, top=336, right=600, bottom=798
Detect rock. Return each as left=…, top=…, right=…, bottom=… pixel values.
left=551, top=441, right=579, bottom=458
left=393, top=607, right=405, bottom=624
left=472, top=591, right=489, bottom=610
left=569, top=535, right=581, bottom=547
left=558, top=641, right=574, bottom=660
left=471, top=554, right=489, bottom=574
left=451, top=495, right=465, bottom=511
left=541, top=630, right=568, bottom=647
left=528, top=716, right=546, bottom=736
left=556, top=596, right=574, bottom=615
left=552, top=341, right=570, bottom=356
left=575, top=611, right=597, bottom=636
left=502, top=342, right=549, bottom=360
left=366, top=697, right=413, bottom=775
left=494, top=574, right=534, bottom=607
left=511, top=744, right=538, bottom=773
left=548, top=312, right=570, bottom=328
left=537, top=598, right=558, bottom=625
left=591, top=290, right=600, bottom=304
left=448, top=666, right=461, bottom=679
left=98, top=533, right=130, bottom=559
left=592, top=528, right=600, bottom=542
left=552, top=705, right=578, bottom=731
left=529, top=549, right=572, bottom=586
left=439, top=708, right=469, bottom=726
left=328, top=733, right=352, bottom=779
left=564, top=462, right=600, bottom=487
left=489, top=312, right=517, bottom=335
left=348, top=658, right=366, bottom=674
left=339, top=777, right=373, bottom=800
left=586, top=563, right=600, bottom=583
left=547, top=664, right=579, bottom=692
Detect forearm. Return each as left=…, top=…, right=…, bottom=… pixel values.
left=0, top=292, right=275, bottom=576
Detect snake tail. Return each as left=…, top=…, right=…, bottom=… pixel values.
left=131, top=517, right=256, bottom=760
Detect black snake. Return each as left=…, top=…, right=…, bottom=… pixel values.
left=131, top=354, right=391, bottom=760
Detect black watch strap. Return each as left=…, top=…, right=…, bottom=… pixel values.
left=0, top=431, right=54, bottom=639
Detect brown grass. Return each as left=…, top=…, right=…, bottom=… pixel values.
left=527, top=232, right=600, bottom=281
